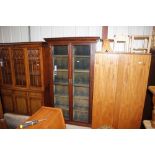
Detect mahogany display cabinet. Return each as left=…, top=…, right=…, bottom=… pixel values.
left=45, top=37, right=99, bottom=126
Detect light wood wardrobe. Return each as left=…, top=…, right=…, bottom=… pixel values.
left=92, top=53, right=151, bottom=129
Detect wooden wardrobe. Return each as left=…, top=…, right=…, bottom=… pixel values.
left=92, top=53, right=151, bottom=129
left=0, top=42, right=50, bottom=115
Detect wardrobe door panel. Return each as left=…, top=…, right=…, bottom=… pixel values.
left=92, top=54, right=119, bottom=128
left=116, top=54, right=151, bottom=128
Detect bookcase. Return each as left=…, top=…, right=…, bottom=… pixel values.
left=0, top=42, right=50, bottom=115
left=45, top=37, right=99, bottom=125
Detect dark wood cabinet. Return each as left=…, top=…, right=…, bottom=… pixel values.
left=0, top=42, right=50, bottom=116
left=45, top=37, right=99, bottom=125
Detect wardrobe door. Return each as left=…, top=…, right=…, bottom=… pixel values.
left=52, top=45, right=69, bottom=120
left=116, top=54, right=151, bottom=128
left=92, top=53, right=119, bottom=128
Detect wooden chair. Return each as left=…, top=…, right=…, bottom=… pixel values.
left=131, top=35, right=152, bottom=53
left=113, top=35, right=131, bottom=52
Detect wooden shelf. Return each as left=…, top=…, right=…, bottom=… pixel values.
left=74, top=55, right=90, bottom=58
left=74, top=69, right=89, bottom=73
left=74, top=96, right=89, bottom=100
left=56, top=69, right=68, bottom=72
left=54, top=95, right=68, bottom=98
left=54, top=55, right=68, bottom=58
left=73, top=84, right=89, bottom=87
left=54, top=82, right=68, bottom=85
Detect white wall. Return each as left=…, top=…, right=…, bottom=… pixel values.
left=0, top=26, right=29, bottom=43
left=30, top=26, right=102, bottom=41
left=0, top=26, right=102, bottom=43
left=0, top=26, right=153, bottom=43
left=108, top=26, right=153, bottom=38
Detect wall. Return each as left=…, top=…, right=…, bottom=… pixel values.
left=0, top=26, right=153, bottom=44
left=0, top=26, right=102, bottom=43
left=108, top=26, right=153, bottom=38
left=0, top=26, right=29, bottom=43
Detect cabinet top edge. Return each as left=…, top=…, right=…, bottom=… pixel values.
left=95, top=52, right=151, bottom=55
left=0, top=41, right=47, bottom=46
left=44, top=37, right=100, bottom=42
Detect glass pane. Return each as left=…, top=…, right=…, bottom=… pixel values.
left=74, top=72, right=89, bottom=85
left=54, top=71, right=68, bottom=84
left=13, top=49, right=26, bottom=86
left=54, top=56, right=68, bottom=69
left=28, top=49, right=41, bottom=87
left=53, top=45, right=69, bottom=121
left=74, top=45, right=90, bottom=56
left=54, top=85, right=68, bottom=96
left=73, top=98, right=89, bottom=122
left=0, top=48, right=12, bottom=85
left=74, top=57, right=90, bottom=70
left=54, top=45, right=68, bottom=55
left=74, top=86, right=89, bottom=98
left=73, top=45, right=90, bottom=123
left=54, top=96, right=69, bottom=120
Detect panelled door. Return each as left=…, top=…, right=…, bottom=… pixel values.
left=51, top=43, right=92, bottom=125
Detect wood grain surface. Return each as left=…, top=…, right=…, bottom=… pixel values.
left=92, top=53, right=151, bottom=129
left=19, top=106, right=66, bottom=129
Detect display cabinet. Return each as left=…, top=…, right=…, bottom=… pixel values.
left=0, top=42, right=50, bottom=116
left=45, top=37, right=99, bottom=125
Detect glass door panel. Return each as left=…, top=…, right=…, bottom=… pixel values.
left=13, top=49, right=26, bottom=87
left=28, top=49, right=41, bottom=87
left=0, top=48, right=12, bottom=85
left=53, top=45, right=69, bottom=120
left=72, top=45, right=90, bottom=123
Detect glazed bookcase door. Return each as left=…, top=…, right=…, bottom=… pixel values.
left=12, top=48, right=27, bottom=87
left=27, top=48, right=42, bottom=87
left=0, top=48, right=12, bottom=85
left=52, top=45, right=69, bottom=120
left=72, top=45, right=90, bottom=123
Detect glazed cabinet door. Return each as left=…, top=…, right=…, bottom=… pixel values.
left=0, top=48, right=13, bottom=86
left=12, top=48, right=27, bottom=87
left=51, top=44, right=93, bottom=124
left=52, top=45, right=69, bottom=120
left=27, top=48, right=43, bottom=88
left=72, top=45, right=91, bottom=123
left=115, top=54, right=151, bottom=128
